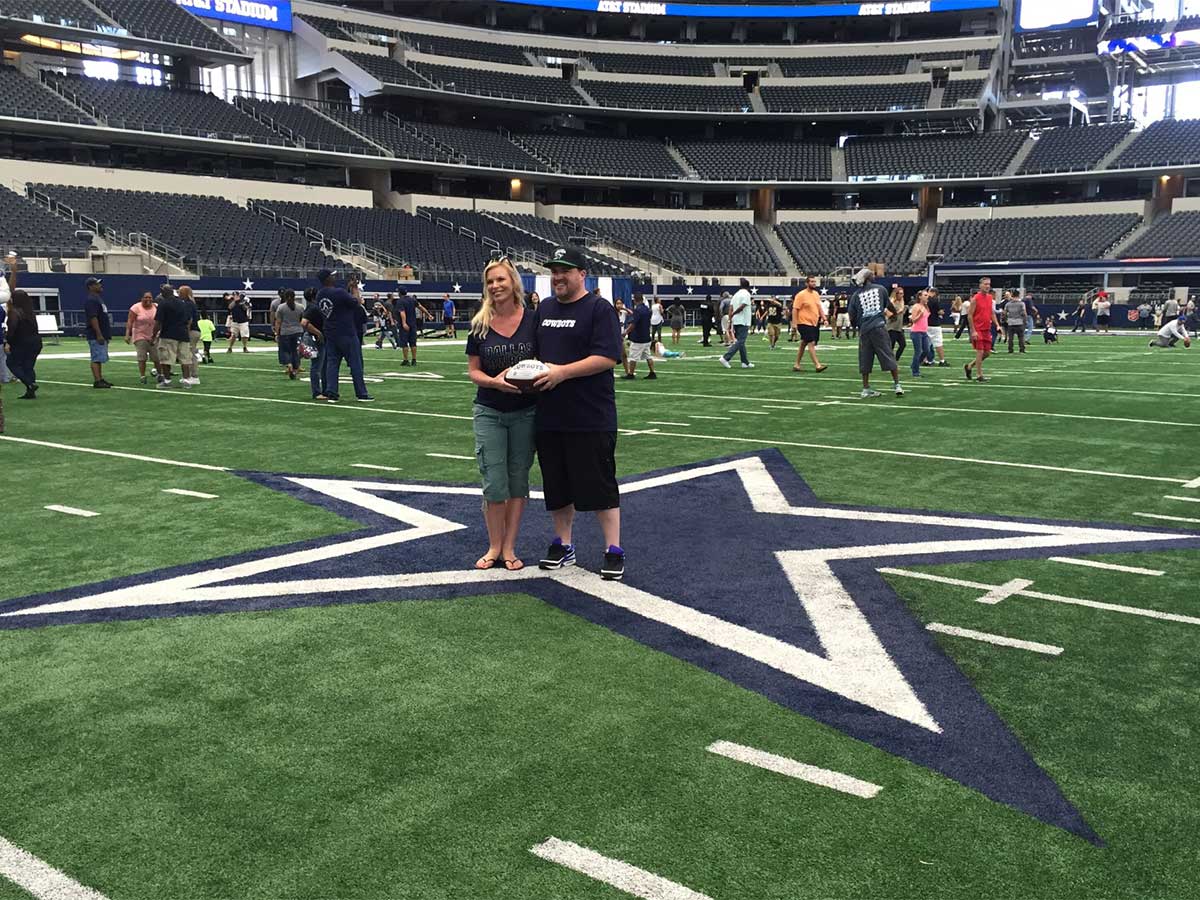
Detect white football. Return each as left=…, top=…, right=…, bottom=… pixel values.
left=504, top=358, right=549, bottom=390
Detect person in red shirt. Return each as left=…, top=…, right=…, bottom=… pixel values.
left=966, top=276, right=1001, bottom=382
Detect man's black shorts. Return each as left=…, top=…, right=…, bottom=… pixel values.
left=798, top=324, right=820, bottom=343
left=536, top=430, right=619, bottom=513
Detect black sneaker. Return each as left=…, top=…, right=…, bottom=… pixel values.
left=539, top=539, right=576, bottom=570
left=601, top=546, right=625, bottom=581
left=325, top=396, right=340, bottom=403
left=976, top=376, right=990, bottom=383
left=356, top=395, right=376, bottom=402
left=645, top=372, right=657, bottom=380
left=622, top=373, right=636, bottom=379
left=93, top=380, right=111, bottom=389
left=963, top=363, right=973, bottom=381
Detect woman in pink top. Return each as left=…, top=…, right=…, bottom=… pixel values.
left=124, top=290, right=158, bottom=383
left=908, top=291, right=931, bottom=378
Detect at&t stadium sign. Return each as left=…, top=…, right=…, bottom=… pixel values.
left=512, top=0, right=997, bottom=17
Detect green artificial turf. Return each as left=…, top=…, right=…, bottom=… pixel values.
left=1, top=331, right=1198, bottom=899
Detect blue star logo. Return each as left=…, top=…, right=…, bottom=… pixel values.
left=6, top=452, right=1199, bottom=844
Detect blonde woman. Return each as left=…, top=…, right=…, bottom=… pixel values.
left=466, top=258, right=539, bottom=571
left=887, top=285, right=907, bottom=360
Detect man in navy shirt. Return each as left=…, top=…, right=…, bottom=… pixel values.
left=533, top=246, right=626, bottom=581
left=317, top=269, right=374, bottom=403
left=395, top=290, right=419, bottom=368
left=83, top=276, right=112, bottom=389
left=622, top=294, right=656, bottom=381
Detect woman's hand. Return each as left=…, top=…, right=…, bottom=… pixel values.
left=492, top=369, right=522, bottom=394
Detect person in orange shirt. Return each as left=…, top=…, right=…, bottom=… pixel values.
left=791, top=275, right=829, bottom=373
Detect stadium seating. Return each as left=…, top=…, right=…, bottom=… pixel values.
left=0, top=0, right=105, bottom=30
left=411, top=123, right=548, bottom=171
left=514, top=133, right=687, bottom=178
left=777, top=56, right=911, bottom=77
left=0, top=187, right=90, bottom=258
left=942, top=78, right=987, bottom=106
left=1121, top=211, right=1200, bottom=258
left=400, top=31, right=530, bottom=66
left=421, top=208, right=629, bottom=276
left=0, top=66, right=95, bottom=124
left=338, top=50, right=431, bottom=88
left=322, top=108, right=452, bottom=162
left=929, top=218, right=984, bottom=259
left=413, top=62, right=582, bottom=105
left=1104, top=17, right=1170, bottom=41
left=580, top=219, right=784, bottom=276
left=1018, top=123, right=1134, bottom=174
left=44, top=74, right=284, bottom=143
left=676, top=140, right=832, bottom=181
left=775, top=221, right=919, bottom=275
left=33, top=184, right=334, bottom=275
left=583, top=52, right=713, bottom=76
left=238, top=99, right=380, bottom=155
left=581, top=80, right=749, bottom=112
left=761, top=82, right=931, bottom=112
left=259, top=201, right=495, bottom=280
left=845, top=131, right=1026, bottom=179
left=93, top=0, right=240, bottom=53
left=1113, top=119, right=1200, bottom=168
left=935, top=214, right=1141, bottom=261
left=297, top=14, right=356, bottom=41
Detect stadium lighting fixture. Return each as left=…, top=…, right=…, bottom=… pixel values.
left=20, top=34, right=140, bottom=60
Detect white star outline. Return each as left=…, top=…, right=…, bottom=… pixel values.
left=5, top=456, right=1194, bottom=733
left=242, top=278, right=255, bottom=291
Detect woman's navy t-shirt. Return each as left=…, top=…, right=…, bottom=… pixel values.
left=465, top=309, right=538, bottom=413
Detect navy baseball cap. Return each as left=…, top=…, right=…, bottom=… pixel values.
left=316, top=268, right=337, bottom=283
left=85, top=276, right=102, bottom=287
left=545, top=246, right=588, bottom=270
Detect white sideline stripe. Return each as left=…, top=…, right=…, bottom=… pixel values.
left=0, top=835, right=109, bottom=900
left=727, top=410, right=768, bottom=415
left=1133, top=512, right=1200, bottom=525
left=926, top=623, right=1064, bottom=656
left=640, top=429, right=1190, bottom=485
left=351, top=463, right=402, bottom=472
left=706, top=740, right=881, bottom=798
left=974, top=578, right=1034, bottom=605
left=1180, top=475, right=1200, bottom=489
left=1, top=436, right=229, bottom=472
left=34, top=381, right=474, bottom=422
left=685, top=414, right=731, bottom=420
left=1049, top=557, right=1164, bottom=576
left=530, top=838, right=712, bottom=900
left=161, top=488, right=219, bottom=499
left=426, top=453, right=474, bottom=460
left=646, top=421, right=690, bottom=426
left=1164, top=495, right=1200, bottom=503
left=44, top=505, right=99, bottom=518
left=811, top=398, right=1200, bottom=431
left=878, top=567, right=1200, bottom=626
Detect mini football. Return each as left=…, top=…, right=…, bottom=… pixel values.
left=504, top=358, right=549, bottom=390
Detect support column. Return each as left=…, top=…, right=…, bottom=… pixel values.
left=752, top=187, right=776, bottom=225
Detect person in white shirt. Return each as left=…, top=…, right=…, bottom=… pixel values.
left=650, top=298, right=664, bottom=344
left=719, top=278, right=755, bottom=369
left=1149, top=318, right=1192, bottom=349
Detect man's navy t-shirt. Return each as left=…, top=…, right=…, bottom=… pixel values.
left=230, top=300, right=250, bottom=324
left=84, top=295, right=111, bottom=340
left=535, top=291, right=622, bottom=433
left=317, top=286, right=360, bottom=337
left=629, top=303, right=651, bottom=343
left=301, top=302, right=324, bottom=333
left=397, top=297, right=417, bottom=332
left=155, top=296, right=192, bottom=342
left=465, top=309, right=537, bottom=414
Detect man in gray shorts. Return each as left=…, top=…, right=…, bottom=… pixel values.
left=849, top=268, right=904, bottom=399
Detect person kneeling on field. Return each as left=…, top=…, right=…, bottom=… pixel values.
left=466, top=258, right=539, bottom=572
left=1149, top=317, right=1192, bottom=349
left=849, top=268, right=903, bottom=399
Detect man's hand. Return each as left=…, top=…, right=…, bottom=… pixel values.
left=532, top=363, right=568, bottom=392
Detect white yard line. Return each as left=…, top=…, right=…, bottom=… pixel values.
left=726, top=410, right=769, bottom=415
left=44, top=505, right=99, bottom=518
left=1048, top=557, right=1164, bottom=576
left=161, top=489, right=219, bottom=499
left=0, top=835, right=109, bottom=900
left=925, top=623, right=1064, bottom=656
left=807, top=399, right=1200, bottom=431
left=706, top=740, right=881, bottom=798
left=1163, top=494, right=1200, bottom=503
left=878, top=567, right=1200, bottom=626
left=1181, top=475, right=1200, bottom=490
left=529, top=838, right=712, bottom=900
left=646, top=421, right=690, bottom=427
left=426, top=453, right=474, bottom=461
left=685, top=414, right=731, bottom=420
left=974, top=578, right=1035, bottom=605
left=351, top=463, right=403, bottom=472
left=1, top=436, right=229, bottom=471
left=638, top=429, right=1190, bottom=485
left=1133, top=512, right=1200, bottom=525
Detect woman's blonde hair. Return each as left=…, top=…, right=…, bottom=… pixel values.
left=471, top=257, right=526, bottom=338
